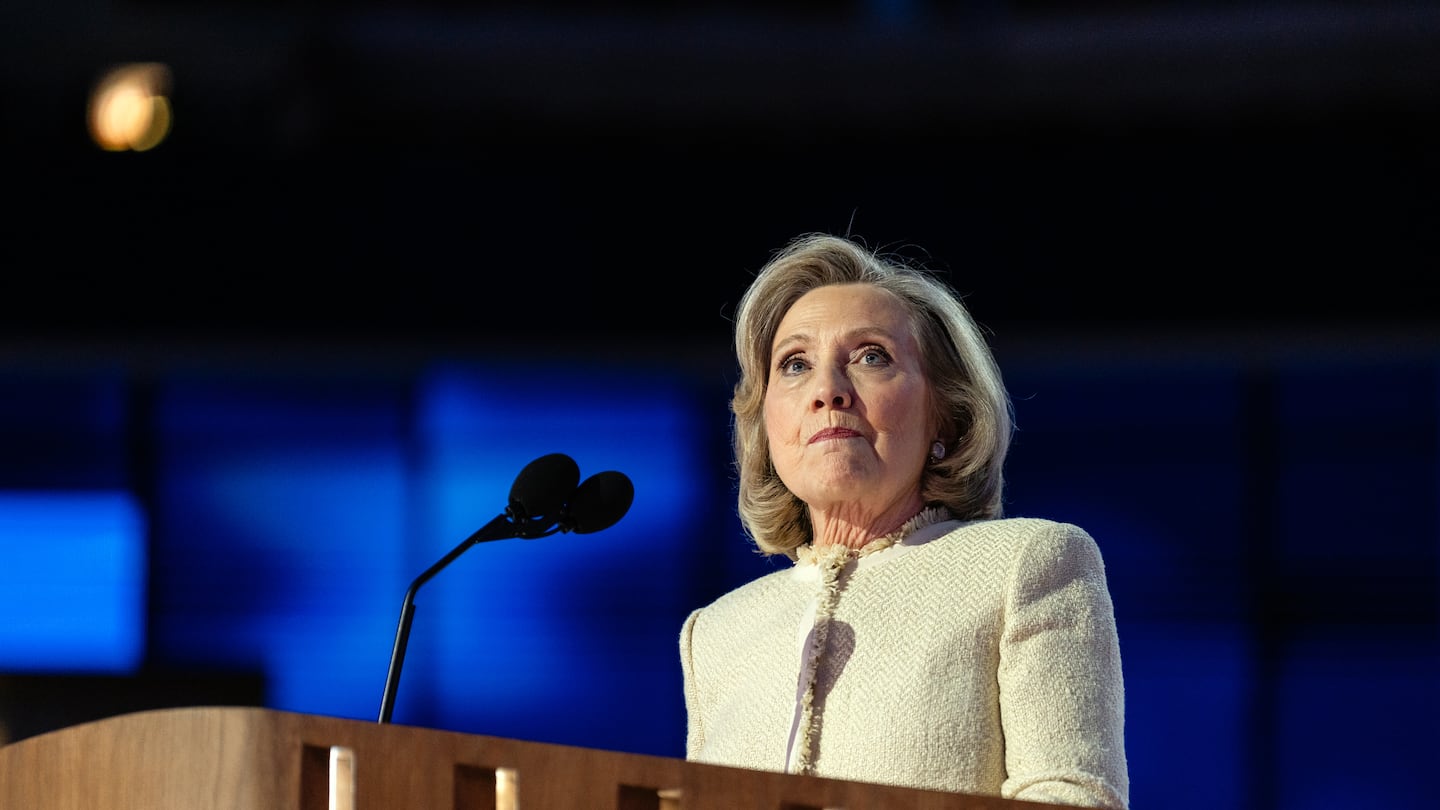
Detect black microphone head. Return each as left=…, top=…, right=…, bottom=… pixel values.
left=559, top=470, right=634, bottom=534
left=508, top=453, right=580, bottom=526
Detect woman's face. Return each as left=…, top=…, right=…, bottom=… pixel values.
left=763, top=283, right=935, bottom=523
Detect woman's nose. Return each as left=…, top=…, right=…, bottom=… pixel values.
left=812, top=370, right=853, bottom=409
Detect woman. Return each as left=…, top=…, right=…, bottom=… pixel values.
left=679, top=233, right=1129, bottom=809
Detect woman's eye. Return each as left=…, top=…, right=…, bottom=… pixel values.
left=779, top=355, right=808, bottom=374
left=859, top=346, right=890, bottom=365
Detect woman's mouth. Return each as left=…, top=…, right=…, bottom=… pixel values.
left=809, top=427, right=861, bottom=444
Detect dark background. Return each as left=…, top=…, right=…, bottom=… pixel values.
left=4, top=1, right=1439, bottom=349
left=2, top=3, right=1438, bottom=810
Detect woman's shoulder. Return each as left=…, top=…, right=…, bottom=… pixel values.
left=928, top=516, right=1104, bottom=564
left=687, top=561, right=800, bottom=621
left=938, top=515, right=1094, bottom=542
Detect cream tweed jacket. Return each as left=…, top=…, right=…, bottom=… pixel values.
left=679, top=516, right=1129, bottom=809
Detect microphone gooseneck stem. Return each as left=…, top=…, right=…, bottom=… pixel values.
left=377, top=512, right=516, bottom=724
left=377, top=595, right=416, bottom=724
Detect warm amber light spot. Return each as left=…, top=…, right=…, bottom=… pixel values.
left=88, top=63, right=174, bottom=152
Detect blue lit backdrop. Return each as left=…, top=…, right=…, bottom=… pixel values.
left=0, top=348, right=1435, bottom=810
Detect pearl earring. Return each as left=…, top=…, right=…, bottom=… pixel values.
left=930, top=440, right=946, bottom=461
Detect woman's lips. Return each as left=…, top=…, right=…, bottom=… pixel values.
left=809, top=427, right=861, bottom=444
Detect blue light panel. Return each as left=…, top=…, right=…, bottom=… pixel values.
left=149, top=379, right=410, bottom=720
left=0, top=491, right=145, bottom=672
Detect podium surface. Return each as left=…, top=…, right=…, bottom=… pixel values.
left=0, top=706, right=1055, bottom=809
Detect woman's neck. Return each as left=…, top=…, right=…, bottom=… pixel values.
left=808, top=495, right=928, bottom=551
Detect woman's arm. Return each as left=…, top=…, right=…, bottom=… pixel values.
left=998, top=521, right=1130, bottom=810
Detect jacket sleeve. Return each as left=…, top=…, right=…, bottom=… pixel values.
left=997, top=521, right=1130, bottom=810
left=678, top=607, right=706, bottom=758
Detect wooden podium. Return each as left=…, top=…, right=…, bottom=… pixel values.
left=0, top=706, right=1053, bottom=809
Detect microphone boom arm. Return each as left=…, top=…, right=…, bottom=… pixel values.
left=377, top=512, right=517, bottom=724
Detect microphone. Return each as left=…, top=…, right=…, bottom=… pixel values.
left=377, top=452, right=631, bottom=724
left=558, top=470, right=634, bottom=534
left=507, top=452, right=580, bottom=538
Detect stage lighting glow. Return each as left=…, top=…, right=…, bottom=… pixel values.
left=88, top=62, right=173, bottom=152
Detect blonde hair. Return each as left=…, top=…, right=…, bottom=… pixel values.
left=731, top=233, right=1013, bottom=557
